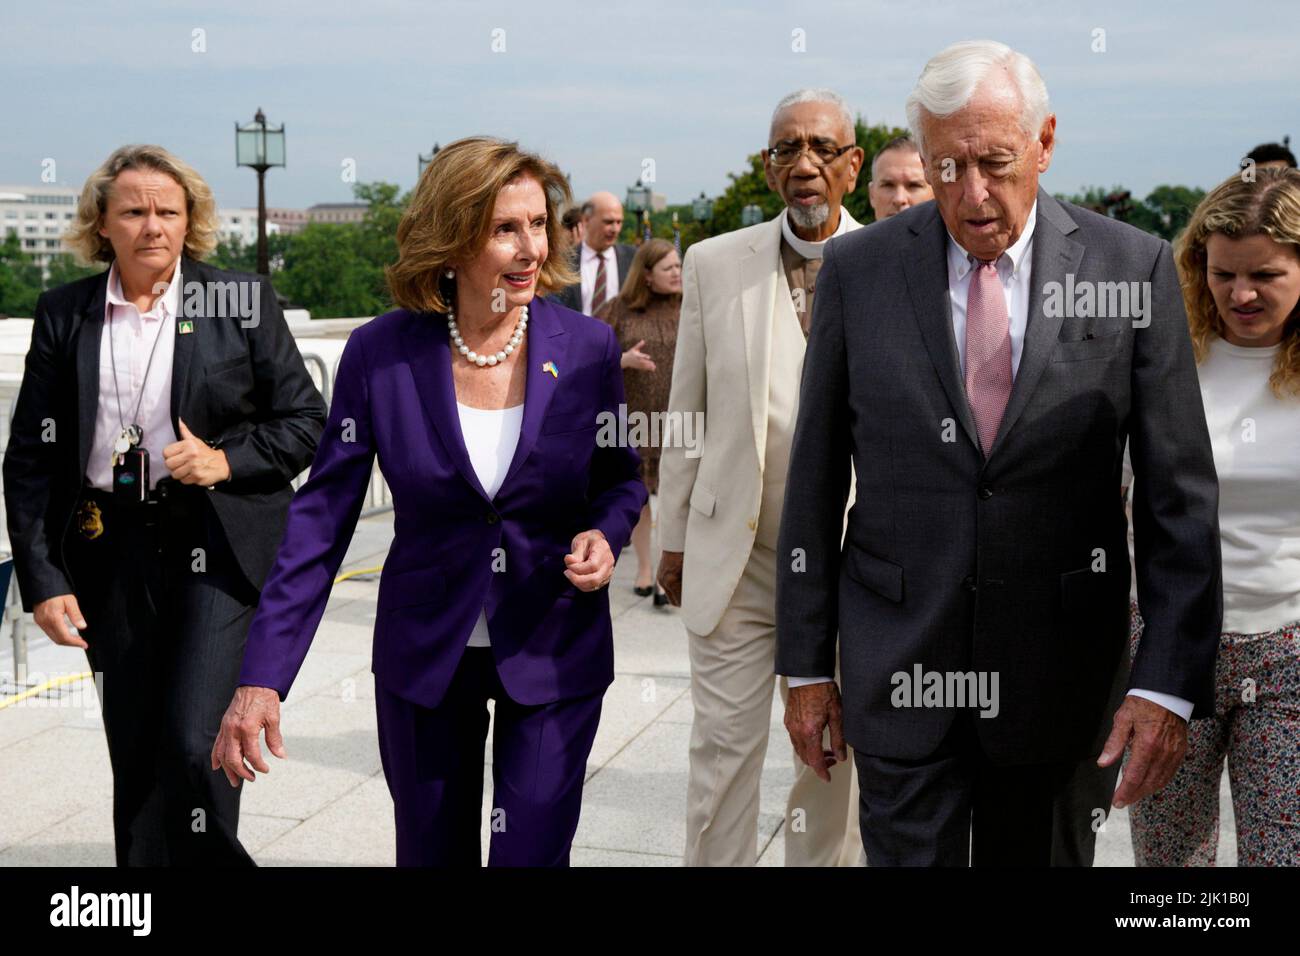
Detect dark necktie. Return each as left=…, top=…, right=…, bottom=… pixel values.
left=592, top=250, right=608, bottom=314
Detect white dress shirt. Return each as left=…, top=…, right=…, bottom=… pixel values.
left=457, top=402, right=524, bottom=647
left=579, top=241, right=620, bottom=315
left=786, top=203, right=1193, bottom=720
left=88, top=258, right=181, bottom=491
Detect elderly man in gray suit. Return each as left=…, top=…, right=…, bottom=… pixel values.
left=776, top=40, right=1222, bottom=866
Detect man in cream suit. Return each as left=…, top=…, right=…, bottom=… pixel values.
left=657, top=89, right=866, bottom=867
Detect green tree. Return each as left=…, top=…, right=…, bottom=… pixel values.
left=44, top=253, right=104, bottom=289
left=353, top=181, right=406, bottom=252
left=1133, top=185, right=1206, bottom=241
left=275, top=223, right=387, bottom=318
left=0, top=232, right=44, bottom=317
left=350, top=181, right=406, bottom=306
left=209, top=232, right=292, bottom=275
left=1055, top=184, right=1207, bottom=242
left=212, top=182, right=409, bottom=316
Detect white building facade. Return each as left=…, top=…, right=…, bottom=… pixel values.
left=0, top=185, right=79, bottom=274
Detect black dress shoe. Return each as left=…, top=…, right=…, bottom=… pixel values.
left=653, top=588, right=670, bottom=607
left=634, top=585, right=654, bottom=597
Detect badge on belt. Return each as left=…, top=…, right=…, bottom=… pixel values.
left=76, top=499, right=105, bottom=540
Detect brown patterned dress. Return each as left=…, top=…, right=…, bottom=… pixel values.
left=594, top=292, right=681, bottom=495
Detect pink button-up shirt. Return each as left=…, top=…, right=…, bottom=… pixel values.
left=87, top=258, right=181, bottom=491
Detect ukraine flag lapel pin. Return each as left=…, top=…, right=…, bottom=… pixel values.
left=542, top=360, right=559, bottom=379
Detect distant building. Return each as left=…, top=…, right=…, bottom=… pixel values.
left=0, top=184, right=79, bottom=274
left=307, top=202, right=368, bottom=225
left=217, top=201, right=370, bottom=244
left=217, top=207, right=282, bottom=248
left=267, top=207, right=310, bottom=235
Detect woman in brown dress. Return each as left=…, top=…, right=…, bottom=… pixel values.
left=595, top=238, right=682, bottom=605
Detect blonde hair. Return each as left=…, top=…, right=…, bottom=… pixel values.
left=1175, top=167, right=1300, bottom=397
left=386, top=136, right=577, bottom=313
left=616, top=238, right=680, bottom=312
left=66, top=144, right=219, bottom=264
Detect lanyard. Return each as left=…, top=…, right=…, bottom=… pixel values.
left=107, top=286, right=171, bottom=447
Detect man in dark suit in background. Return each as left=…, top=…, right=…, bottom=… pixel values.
left=552, top=191, right=636, bottom=315
left=776, top=41, right=1222, bottom=866
left=4, top=145, right=326, bottom=866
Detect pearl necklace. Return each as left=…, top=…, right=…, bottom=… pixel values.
left=448, top=305, right=527, bottom=368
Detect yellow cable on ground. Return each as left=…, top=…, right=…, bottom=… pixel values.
left=334, top=565, right=383, bottom=583
left=0, top=672, right=94, bottom=710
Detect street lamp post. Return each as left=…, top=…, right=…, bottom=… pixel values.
left=418, top=142, right=441, bottom=179
left=235, top=108, right=286, bottom=276
left=626, top=180, right=652, bottom=244
left=691, top=191, right=714, bottom=222
left=691, top=191, right=714, bottom=240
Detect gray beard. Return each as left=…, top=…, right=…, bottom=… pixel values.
left=787, top=200, right=830, bottom=231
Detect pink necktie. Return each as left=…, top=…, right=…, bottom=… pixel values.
left=964, top=259, right=1012, bottom=455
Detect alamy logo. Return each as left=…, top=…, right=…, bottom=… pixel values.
left=49, top=885, right=151, bottom=936
left=1041, top=273, right=1151, bottom=328
left=153, top=279, right=262, bottom=327
left=890, top=665, right=1000, bottom=718
left=596, top=405, right=705, bottom=459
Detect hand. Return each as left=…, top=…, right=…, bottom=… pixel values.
left=564, top=530, right=615, bottom=591
left=33, top=594, right=88, bottom=649
left=211, top=685, right=286, bottom=787
left=656, top=551, right=683, bottom=607
left=785, top=682, right=847, bottom=782
left=1097, top=694, right=1188, bottom=809
left=163, top=418, right=231, bottom=487
left=621, top=340, right=656, bottom=372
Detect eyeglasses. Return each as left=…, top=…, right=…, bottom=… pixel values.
left=766, top=140, right=856, bottom=168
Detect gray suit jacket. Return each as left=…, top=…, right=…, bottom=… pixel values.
left=775, top=189, right=1222, bottom=765
left=551, top=242, right=637, bottom=314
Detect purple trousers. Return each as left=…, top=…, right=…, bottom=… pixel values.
left=375, top=647, right=603, bottom=866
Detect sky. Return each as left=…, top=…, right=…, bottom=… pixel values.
left=3, top=0, right=1297, bottom=211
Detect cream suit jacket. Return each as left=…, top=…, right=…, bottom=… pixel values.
left=659, top=210, right=861, bottom=636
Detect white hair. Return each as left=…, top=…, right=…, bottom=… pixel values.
left=904, top=40, right=1050, bottom=157
left=770, top=88, right=855, bottom=141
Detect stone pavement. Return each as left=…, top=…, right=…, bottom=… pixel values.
left=0, top=512, right=1235, bottom=866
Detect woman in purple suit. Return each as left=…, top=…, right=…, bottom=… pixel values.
left=211, top=137, right=647, bottom=866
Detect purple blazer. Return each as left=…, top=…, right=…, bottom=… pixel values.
left=237, top=296, right=647, bottom=708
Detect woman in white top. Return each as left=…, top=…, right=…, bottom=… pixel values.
left=1129, top=168, right=1300, bottom=866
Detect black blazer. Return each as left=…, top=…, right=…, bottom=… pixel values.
left=550, top=242, right=638, bottom=313
left=3, top=256, right=327, bottom=610
left=775, top=191, right=1222, bottom=766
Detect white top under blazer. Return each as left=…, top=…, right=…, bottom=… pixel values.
left=456, top=402, right=524, bottom=647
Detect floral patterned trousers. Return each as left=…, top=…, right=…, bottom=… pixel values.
left=1127, top=604, right=1300, bottom=866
